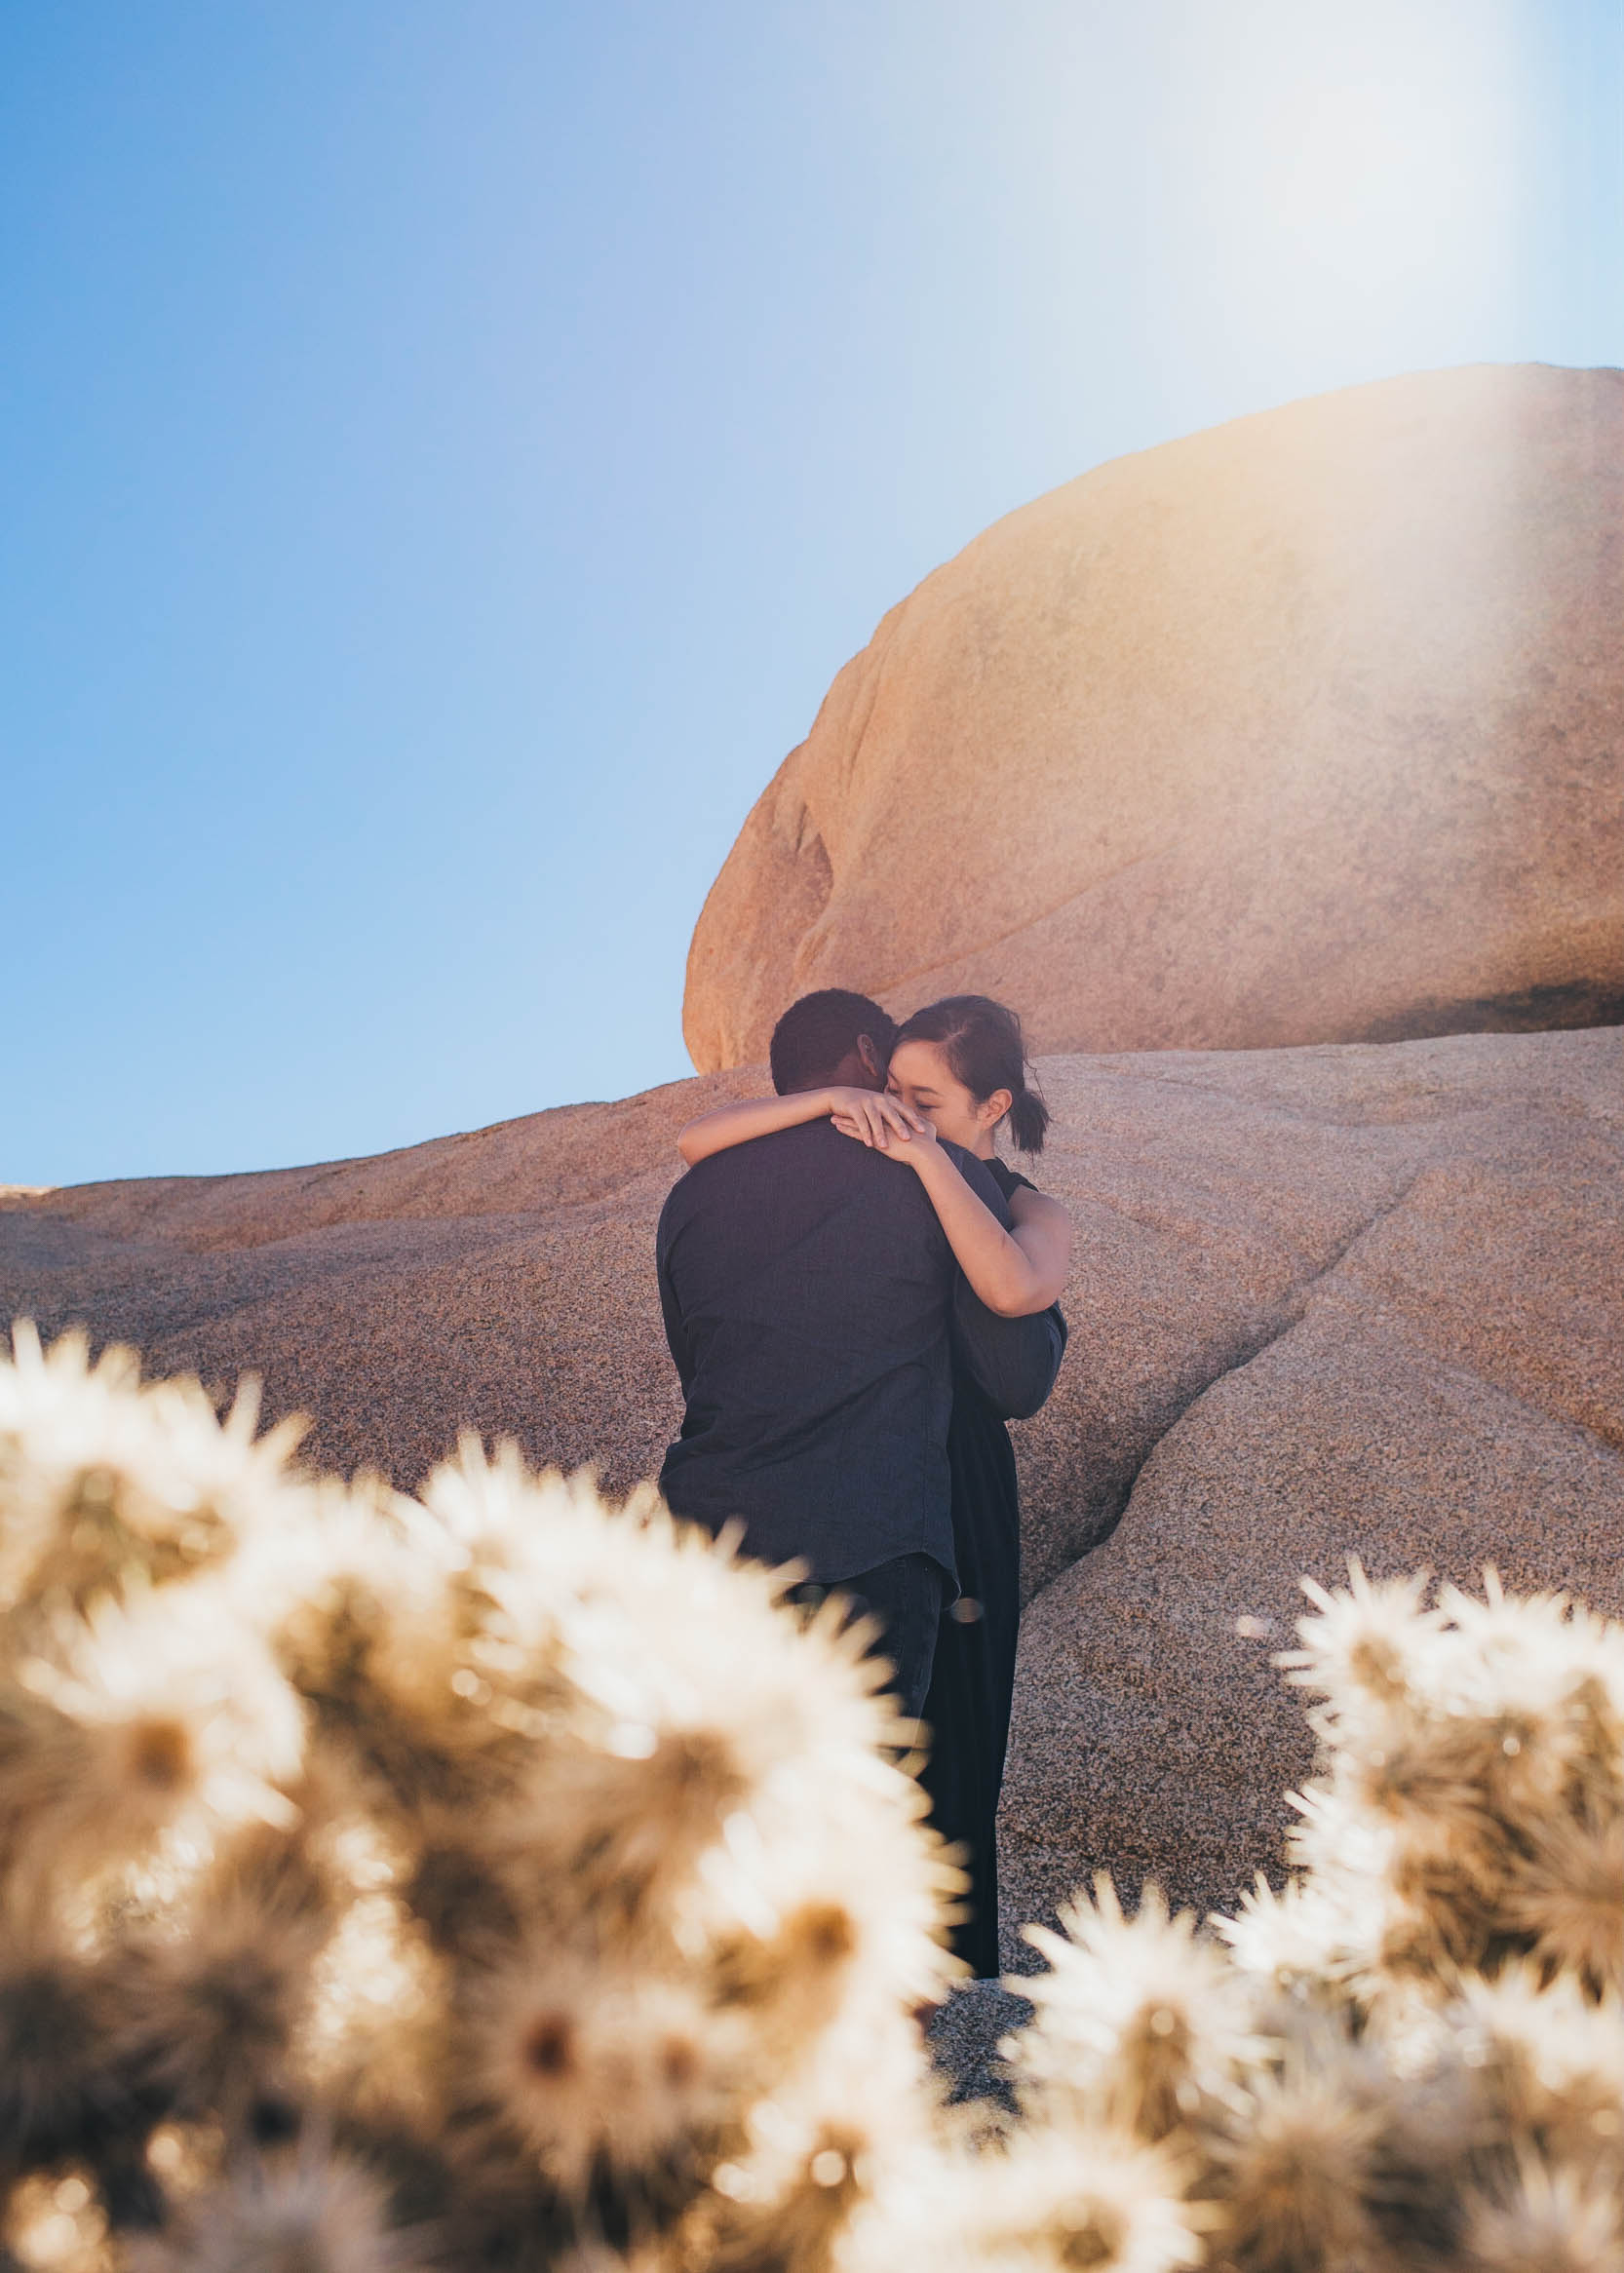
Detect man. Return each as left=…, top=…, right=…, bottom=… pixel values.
left=655, top=988, right=1064, bottom=1717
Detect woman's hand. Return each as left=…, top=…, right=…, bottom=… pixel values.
left=825, top=1086, right=930, bottom=1153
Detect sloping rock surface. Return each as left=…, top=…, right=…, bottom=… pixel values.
left=684, top=365, right=1624, bottom=1070
left=4, top=1030, right=1620, bottom=1959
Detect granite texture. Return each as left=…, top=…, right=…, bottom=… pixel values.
left=926, top=1984, right=1033, bottom=2111
left=682, top=366, right=1624, bottom=1069
left=4, top=1029, right=1620, bottom=1968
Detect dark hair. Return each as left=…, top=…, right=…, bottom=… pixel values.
left=769, top=989, right=899, bottom=1095
left=892, top=994, right=1049, bottom=1153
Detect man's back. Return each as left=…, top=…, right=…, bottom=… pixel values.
left=656, top=1120, right=957, bottom=1582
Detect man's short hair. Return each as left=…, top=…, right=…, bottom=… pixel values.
left=769, top=989, right=899, bottom=1094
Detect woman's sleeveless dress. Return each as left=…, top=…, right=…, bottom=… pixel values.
left=918, top=1157, right=1044, bottom=1979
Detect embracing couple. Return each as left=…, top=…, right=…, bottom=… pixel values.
left=654, top=988, right=1069, bottom=1977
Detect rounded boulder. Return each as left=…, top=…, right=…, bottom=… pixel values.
left=684, top=364, right=1624, bottom=1068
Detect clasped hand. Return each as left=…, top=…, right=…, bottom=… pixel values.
left=823, top=1086, right=935, bottom=1158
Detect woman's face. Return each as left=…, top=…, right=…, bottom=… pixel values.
left=886, top=1039, right=1008, bottom=1156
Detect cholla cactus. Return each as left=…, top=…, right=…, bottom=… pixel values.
left=2, top=1326, right=1619, bottom=2273
left=1272, top=1560, right=1624, bottom=2001
left=0, top=1325, right=960, bottom=2271
left=1001, top=1559, right=1624, bottom=2273
left=1013, top=1877, right=1269, bottom=2140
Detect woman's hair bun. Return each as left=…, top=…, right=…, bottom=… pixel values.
left=1006, top=1081, right=1050, bottom=1156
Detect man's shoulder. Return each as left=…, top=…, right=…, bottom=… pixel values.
left=665, top=1118, right=843, bottom=1200
left=939, top=1139, right=1012, bottom=1224
left=660, top=1119, right=943, bottom=1239
left=660, top=1123, right=821, bottom=1224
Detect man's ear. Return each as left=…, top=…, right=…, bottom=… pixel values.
left=855, top=1033, right=888, bottom=1089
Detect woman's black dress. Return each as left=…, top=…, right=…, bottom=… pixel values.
left=919, top=1157, right=1051, bottom=1980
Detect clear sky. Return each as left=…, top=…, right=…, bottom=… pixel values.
left=4, top=0, right=1620, bottom=1186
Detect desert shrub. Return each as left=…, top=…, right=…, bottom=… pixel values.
left=0, top=1324, right=1618, bottom=2273
left=996, top=1563, right=1624, bottom=2273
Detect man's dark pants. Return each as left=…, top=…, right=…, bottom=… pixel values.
left=789, top=1552, right=947, bottom=1720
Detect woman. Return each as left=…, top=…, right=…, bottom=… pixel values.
left=677, top=994, right=1069, bottom=1976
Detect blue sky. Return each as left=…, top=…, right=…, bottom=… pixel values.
left=4, top=0, right=1620, bottom=1186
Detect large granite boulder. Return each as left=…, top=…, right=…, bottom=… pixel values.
left=3, top=1028, right=1620, bottom=1961
left=683, top=365, right=1624, bottom=1071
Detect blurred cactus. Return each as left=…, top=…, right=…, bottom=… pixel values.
left=997, top=1559, right=1624, bottom=2273
left=0, top=1326, right=1618, bottom=2272
left=0, top=1325, right=956, bottom=2271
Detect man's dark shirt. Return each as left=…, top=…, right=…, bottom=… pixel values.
left=655, top=1121, right=1065, bottom=1585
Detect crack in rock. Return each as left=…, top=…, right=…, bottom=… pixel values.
left=1025, top=1170, right=1426, bottom=1603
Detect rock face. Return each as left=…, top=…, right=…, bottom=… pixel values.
left=684, top=365, right=1624, bottom=1071
left=4, top=1028, right=1621, bottom=1959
